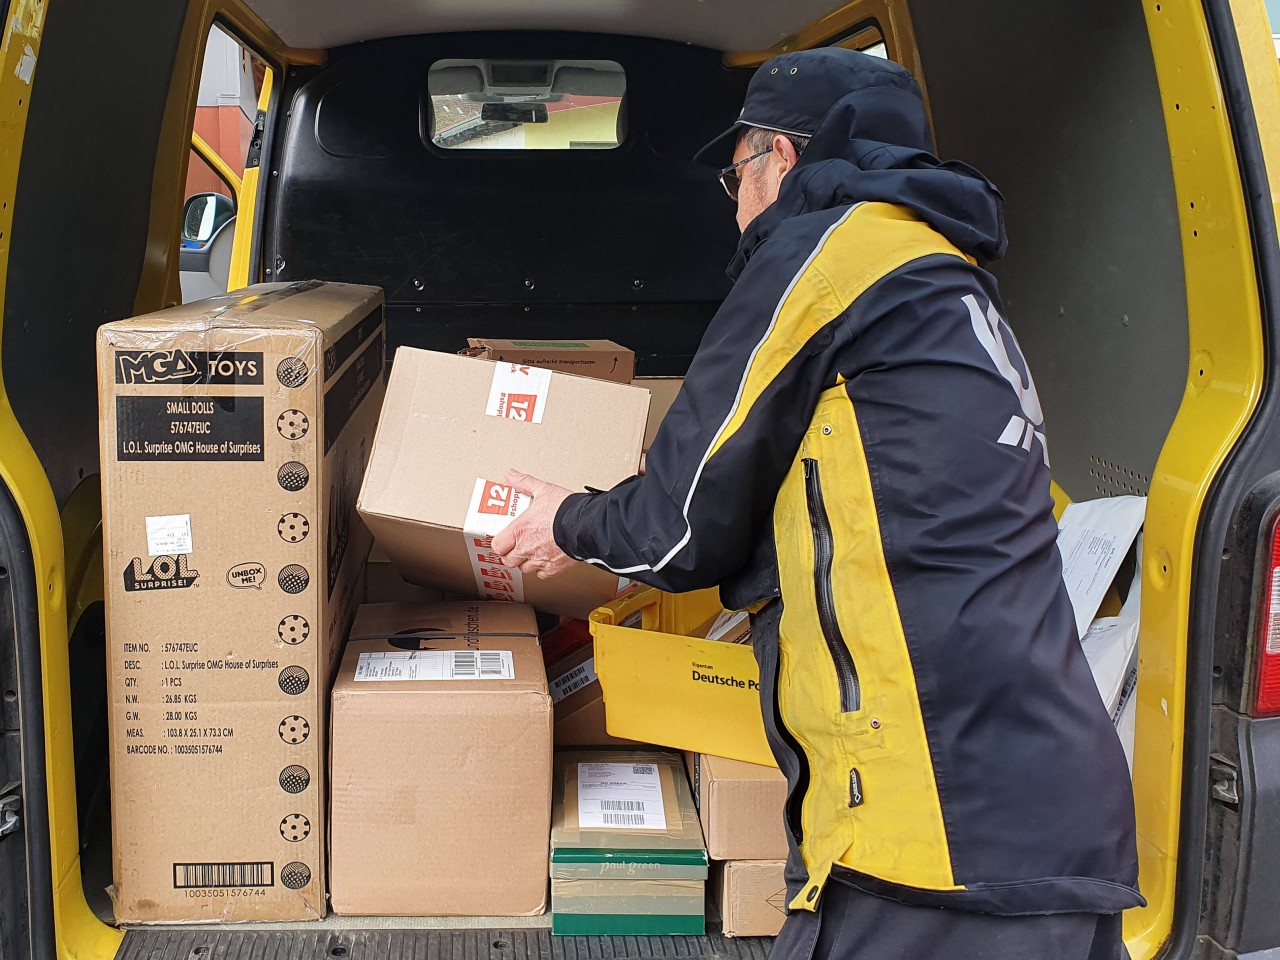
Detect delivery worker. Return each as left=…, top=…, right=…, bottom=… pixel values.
left=492, top=48, right=1142, bottom=960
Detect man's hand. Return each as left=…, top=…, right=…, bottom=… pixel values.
left=491, top=469, right=578, bottom=580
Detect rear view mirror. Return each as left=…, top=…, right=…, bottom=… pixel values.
left=480, top=101, right=549, bottom=124
left=181, top=192, right=235, bottom=246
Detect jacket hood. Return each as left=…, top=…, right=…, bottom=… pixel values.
left=727, top=80, right=1008, bottom=281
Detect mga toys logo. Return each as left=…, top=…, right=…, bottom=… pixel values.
left=123, top=555, right=200, bottom=592
left=114, top=350, right=264, bottom=385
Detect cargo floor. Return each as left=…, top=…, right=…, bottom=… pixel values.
left=115, top=926, right=775, bottom=960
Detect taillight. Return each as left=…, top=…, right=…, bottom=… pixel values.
left=1253, top=514, right=1280, bottom=715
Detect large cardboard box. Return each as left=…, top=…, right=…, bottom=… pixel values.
left=330, top=601, right=552, bottom=916
left=543, top=620, right=640, bottom=747
left=364, top=541, right=441, bottom=604
left=358, top=347, right=649, bottom=619
left=686, top=754, right=789, bottom=861
left=97, top=281, right=385, bottom=922
left=634, top=377, right=683, bottom=452
left=716, top=861, right=788, bottom=938
left=463, top=338, right=634, bottom=384
left=550, top=750, right=708, bottom=935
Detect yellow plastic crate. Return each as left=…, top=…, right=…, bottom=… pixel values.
left=589, top=586, right=776, bottom=767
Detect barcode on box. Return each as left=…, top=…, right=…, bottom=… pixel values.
left=632, top=764, right=656, bottom=776
left=602, top=813, right=648, bottom=827
left=451, top=650, right=508, bottom=679
left=354, top=649, right=515, bottom=681
left=173, top=861, right=274, bottom=889
left=550, top=656, right=598, bottom=703
left=600, top=799, right=647, bottom=812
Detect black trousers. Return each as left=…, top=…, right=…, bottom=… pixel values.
left=768, top=876, right=1130, bottom=960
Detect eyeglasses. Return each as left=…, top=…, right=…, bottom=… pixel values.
left=718, top=146, right=773, bottom=201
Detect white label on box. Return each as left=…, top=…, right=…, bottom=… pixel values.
left=706, top=609, right=750, bottom=642
left=485, top=362, right=552, bottom=424
left=145, top=514, right=193, bottom=557
left=463, top=477, right=529, bottom=603
left=353, top=649, right=515, bottom=681
left=550, top=656, right=598, bottom=703
left=577, top=761, right=666, bottom=830
left=1057, top=496, right=1146, bottom=638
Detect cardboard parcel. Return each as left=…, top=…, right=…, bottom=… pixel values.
left=686, top=753, right=789, bottom=861
left=462, top=338, right=635, bottom=384
left=543, top=619, right=641, bottom=747
left=358, top=347, right=649, bottom=619
left=550, top=750, right=708, bottom=936
left=97, top=281, right=385, bottom=922
left=716, top=861, right=789, bottom=938
left=329, top=601, right=552, bottom=916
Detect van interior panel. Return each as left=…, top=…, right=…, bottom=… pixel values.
left=910, top=0, right=1188, bottom=502
left=263, top=34, right=747, bottom=374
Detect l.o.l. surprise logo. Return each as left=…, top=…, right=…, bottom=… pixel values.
left=485, top=363, right=551, bottom=424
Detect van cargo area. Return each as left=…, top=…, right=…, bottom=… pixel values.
left=1, top=0, right=1279, bottom=958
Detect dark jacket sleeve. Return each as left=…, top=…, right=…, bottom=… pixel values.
left=552, top=217, right=853, bottom=594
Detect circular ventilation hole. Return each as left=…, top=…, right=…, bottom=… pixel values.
left=278, top=513, right=311, bottom=543
left=279, top=814, right=311, bottom=842
left=277, top=409, right=310, bottom=440
left=280, top=861, right=312, bottom=889
left=278, top=564, right=310, bottom=595
left=278, top=666, right=310, bottom=696
left=279, top=765, right=311, bottom=794
left=277, top=357, right=309, bottom=388
left=277, top=461, right=310, bottom=492
left=278, top=615, right=310, bottom=645
left=279, top=715, right=310, bottom=744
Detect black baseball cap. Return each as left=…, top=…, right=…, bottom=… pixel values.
left=694, top=47, right=929, bottom=168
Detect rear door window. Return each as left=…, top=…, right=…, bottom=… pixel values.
left=427, top=59, right=625, bottom=150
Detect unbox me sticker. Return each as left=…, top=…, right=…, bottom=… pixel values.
left=485, top=363, right=552, bottom=424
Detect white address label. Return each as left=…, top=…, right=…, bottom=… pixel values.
left=145, top=514, right=193, bottom=557
left=485, top=362, right=552, bottom=424
left=353, top=650, right=515, bottom=682
left=578, top=761, right=666, bottom=830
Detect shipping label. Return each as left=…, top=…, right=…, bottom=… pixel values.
left=145, top=514, right=193, bottom=557
left=485, top=363, right=552, bottom=424
left=463, top=478, right=528, bottom=603
left=550, top=656, right=597, bottom=704
left=577, top=761, right=667, bottom=830
left=115, top=396, right=264, bottom=461
left=353, top=649, right=515, bottom=681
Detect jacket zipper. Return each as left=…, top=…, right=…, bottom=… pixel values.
left=803, top=458, right=861, bottom=713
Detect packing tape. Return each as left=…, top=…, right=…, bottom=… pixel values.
left=463, top=477, right=530, bottom=602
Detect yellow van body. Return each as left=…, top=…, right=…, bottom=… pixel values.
left=0, top=0, right=1277, bottom=958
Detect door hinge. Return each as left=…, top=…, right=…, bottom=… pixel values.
left=245, top=109, right=266, bottom=170
left=1210, top=753, right=1240, bottom=807
left=0, top=794, right=20, bottom=838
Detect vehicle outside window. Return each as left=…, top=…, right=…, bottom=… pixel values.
left=427, top=59, right=626, bottom=150
left=179, top=24, right=270, bottom=301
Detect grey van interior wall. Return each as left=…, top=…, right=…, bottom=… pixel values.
left=909, top=0, right=1188, bottom=500
left=2, top=0, right=189, bottom=507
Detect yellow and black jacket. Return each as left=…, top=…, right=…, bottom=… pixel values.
left=553, top=74, right=1143, bottom=918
